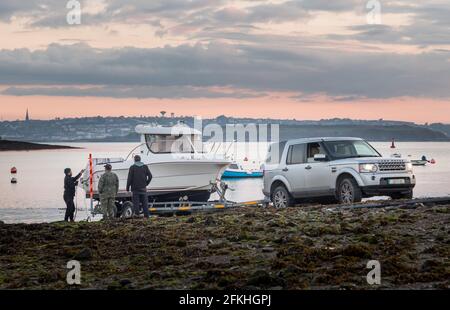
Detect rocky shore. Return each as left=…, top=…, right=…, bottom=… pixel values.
left=0, top=202, right=448, bottom=289
left=0, top=139, right=78, bottom=151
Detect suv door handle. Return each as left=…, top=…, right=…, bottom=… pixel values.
left=305, top=165, right=312, bottom=170
left=282, top=167, right=289, bottom=172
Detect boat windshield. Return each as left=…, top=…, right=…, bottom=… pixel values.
left=145, top=134, right=202, bottom=154
left=323, top=140, right=381, bottom=159
left=229, top=163, right=240, bottom=170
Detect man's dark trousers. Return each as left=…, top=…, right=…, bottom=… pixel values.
left=64, top=194, right=75, bottom=221
left=132, top=191, right=149, bottom=218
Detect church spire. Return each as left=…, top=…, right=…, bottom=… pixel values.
left=25, top=108, right=30, bottom=121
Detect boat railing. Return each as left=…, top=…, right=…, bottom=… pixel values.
left=204, top=140, right=235, bottom=159
left=125, top=143, right=146, bottom=161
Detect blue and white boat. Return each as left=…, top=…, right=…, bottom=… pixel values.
left=222, top=162, right=263, bottom=178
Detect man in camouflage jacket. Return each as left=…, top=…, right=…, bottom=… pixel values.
left=98, top=164, right=119, bottom=220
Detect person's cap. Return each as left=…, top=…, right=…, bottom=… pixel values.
left=104, top=164, right=112, bottom=170
left=134, top=155, right=141, bottom=162
left=64, top=168, right=71, bottom=175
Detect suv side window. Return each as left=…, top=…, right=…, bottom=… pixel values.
left=306, top=142, right=324, bottom=163
left=286, top=143, right=306, bottom=165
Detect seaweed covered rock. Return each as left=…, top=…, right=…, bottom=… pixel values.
left=0, top=203, right=448, bottom=289
left=73, top=248, right=93, bottom=260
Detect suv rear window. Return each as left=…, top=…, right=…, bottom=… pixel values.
left=286, top=144, right=306, bottom=165
left=265, top=141, right=286, bottom=164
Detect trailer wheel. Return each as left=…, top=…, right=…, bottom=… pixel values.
left=121, top=201, right=134, bottom=219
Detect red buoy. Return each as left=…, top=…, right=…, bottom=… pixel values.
left=430, top=159, right=436, bottom=164
left=10, top=167, right=17, bottom=174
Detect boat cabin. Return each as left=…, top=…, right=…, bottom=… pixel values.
left=228, top=163, right=243, bottom=170
left=135, top=125, right=203, bottom=154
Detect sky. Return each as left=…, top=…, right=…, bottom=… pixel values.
left=0, top=0, right=449, bottom=123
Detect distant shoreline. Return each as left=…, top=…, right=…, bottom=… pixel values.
left=0, top=139, right=80, bottom=151
left=49, top=139, right=450, bottom=143
left=2, top=117, right=450, bottom=142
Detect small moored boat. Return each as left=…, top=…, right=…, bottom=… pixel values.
left=222, top=162, right=263, bottom=178
left=411, top=160, right=428, bottom=166
left=410, top=156, right=435, bottom=166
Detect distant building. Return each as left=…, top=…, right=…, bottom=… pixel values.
left=25, top=109, right=30, bottom=121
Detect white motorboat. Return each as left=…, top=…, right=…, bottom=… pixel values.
left=80, top=124, right=231, bottom=203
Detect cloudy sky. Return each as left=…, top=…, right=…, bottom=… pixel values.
left=0, top=0, right=449, bottom=122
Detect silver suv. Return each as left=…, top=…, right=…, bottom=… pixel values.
left=262, top=137, right=415, bottom=207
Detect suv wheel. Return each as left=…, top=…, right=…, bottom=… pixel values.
left=272, top=185, right=293, bottom=208
left=337, top=177, right=362, bottom=204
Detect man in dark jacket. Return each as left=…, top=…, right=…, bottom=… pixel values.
left=126, top=155, right=152, bottom=218
left=64, top=168, right=85, bottom=222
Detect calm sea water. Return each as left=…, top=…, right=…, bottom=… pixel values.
left=1, top=142, right=449, bottom=223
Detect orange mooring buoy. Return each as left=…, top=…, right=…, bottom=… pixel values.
left=390, top=139, right=396, bottom=149
left=10, top=167, right=17, bottom=174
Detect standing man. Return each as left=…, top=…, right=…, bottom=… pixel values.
left=126, top=155, right=152, bottom=218
left=98, top=164, right=119, bottom=220
left=63, top=168, right=84, bottom=222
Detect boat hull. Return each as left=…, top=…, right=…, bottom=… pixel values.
left=82, top=159, right=229, bottom=202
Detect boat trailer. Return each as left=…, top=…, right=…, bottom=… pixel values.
left=156, top=199, right=265, bottom=214
left=85, top=196, right=450, bottom=219
left=88, top=181, right=269, bottom=219
left=89, top=198, right=268, bottom=219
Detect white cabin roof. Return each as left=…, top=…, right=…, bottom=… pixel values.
left=135, top=125, right=202, bottom=136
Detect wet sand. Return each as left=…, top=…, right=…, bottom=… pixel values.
left=0, top=201, right=449, bottom=289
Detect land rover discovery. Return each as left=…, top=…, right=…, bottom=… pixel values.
left=262, top=138, right=415, bottom=207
